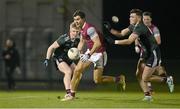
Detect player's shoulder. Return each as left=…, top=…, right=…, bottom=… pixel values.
left=136, top=22, right=146, bottom=28
left=59, top=33, right=68, bottom=38
left=134, top=23, right=143, bottom=31
left=86, top=22, right=94, bottom=27
left=85, top=22, right=96, bottom=30
left=58, top=34, right=70, bottom=40
left=151, top=24, right=160, bottom=31
left=151, top=24, right=158, bottom=28
left=128, top=24, right=135, bottom=32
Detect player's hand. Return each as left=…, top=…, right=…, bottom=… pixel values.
left=80, top=54, right=90, bottom=62
left=135, top=45, right=140, bottom=54
left=44, top=59, right=50, bottom=67
left=104, top=34, right=115, bottom=45
left=103, top=21, right=111, bottom=31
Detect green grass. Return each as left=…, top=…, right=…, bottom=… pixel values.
left=0, top=83, right=180, bottom=108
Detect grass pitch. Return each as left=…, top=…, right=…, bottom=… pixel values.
left=0, top=83, right=180, bottom=108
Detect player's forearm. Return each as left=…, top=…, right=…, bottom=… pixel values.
left=77, top=41, right=85, bottom=53
left=89, top=41, right=101, bottom=55
left=110, top=29, right=123, bottom=37
left=155, top=36, right=161, bottom=45
left=115, top=39, right=132, bottom=45
left=46, top=46, right=55, bottom=59
left=110, top=28, right=129, bottom=38
left=135, top=39, right=140, bottom=46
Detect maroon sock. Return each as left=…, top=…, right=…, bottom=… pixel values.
left=66, top=89, right=71, bottom=94
left=163, top=77, right=167, bottom=83
left=149, top=87, right=153, bottom=92
left=144, top=92, right=150, bottom=96
left=71, top=92, right=75, bottom=97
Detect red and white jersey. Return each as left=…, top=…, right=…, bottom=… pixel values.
left=149, top=24, right=161, bottom=38
left=81, top=22, right=106, bottom=53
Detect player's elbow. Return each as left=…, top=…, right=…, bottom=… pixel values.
left=126, top=40, right=133, bottom=45
left=157, top=40, right=161, bottom=45
left=94, top=79, right=102, bottom=84
left=95, top=41, right=101, bottom=49
left=94, top=77, right=102, bottom=84
left=48, top=45, right=55, bottom=52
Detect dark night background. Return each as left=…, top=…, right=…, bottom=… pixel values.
left=103, top=0, right=180, bottom=60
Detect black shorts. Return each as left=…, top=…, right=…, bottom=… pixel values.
left=53, top=55, right=73, bottom=70
left=144, top=47, right=161, bottom=68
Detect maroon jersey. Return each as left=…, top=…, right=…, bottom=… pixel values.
left=81, top=22, right=106, bottom=53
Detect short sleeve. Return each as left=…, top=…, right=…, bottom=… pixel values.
left=128, top=24, right=135, bottom=32
left=87, top=27, right=98, bottom=39
left=133, top=24, right=143, bottom=36
left=153, top=27, right=160, bottom=37
left=56, top=34, right=66, bottom=46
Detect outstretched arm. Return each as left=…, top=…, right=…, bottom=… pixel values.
left=103, top=21, right=130, bottom=38
left=110, top=28, right=130, bottom=38
left=115, top=33, right=138, bottom=45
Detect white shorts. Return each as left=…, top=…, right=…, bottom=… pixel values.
left=85, top=49, right=107, bottom=68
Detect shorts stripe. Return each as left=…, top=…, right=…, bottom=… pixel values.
left=152, top=50, right=158, bottom=67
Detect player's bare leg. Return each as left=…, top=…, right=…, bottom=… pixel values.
left=146, top=66, right=167, bottom=93
left=155, top=66, right=167, bottom=76
left=148, top=75, right=165, bottom=82
left=70, top=63, right=82, bottom=91
left=149, top=66, right=174, bottom=93
left=148, top=66, right=165, bottom=93
left=69, top=60, right=92, bottom=99
left=136, top=59, right=149, bottom=93
left=93, top=67, right=126, bottom=90
left=141, top=66, right=155, bottom=102
left=56, top=61, right=73, bottom=101
left=156, top=66, right=174, bottom=92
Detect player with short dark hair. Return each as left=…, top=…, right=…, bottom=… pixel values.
left=44, top=22, right=80, bottom=101
left=134, top=11, right=174, bottom=94
left=104, top=9, right=174, bottom=101
left=62, top=10, right=126, bottom=101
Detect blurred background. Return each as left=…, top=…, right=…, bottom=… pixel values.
left=0, top=0, right=179, bottom=90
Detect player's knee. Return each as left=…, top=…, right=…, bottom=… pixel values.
left=142, top=76, right=149, bottom=82
left=136, top=71, right=139, bottom=77
left=93, top=77, right=102, bottom=84
left=94, top=75, right=102, bottom=84
left=136, top=71, right=142, bottom=80
left=73, top=68, right=82, bottom=78
left=158, top=66, right=166, bottom=75
left=64, top=69, right=72, bottom=76
left=74, top=65, right=83, bottom=73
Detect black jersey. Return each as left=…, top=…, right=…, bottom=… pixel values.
left=54, top=34, right=80, bottom=59
left=133, top=22, right=158, bottom=53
